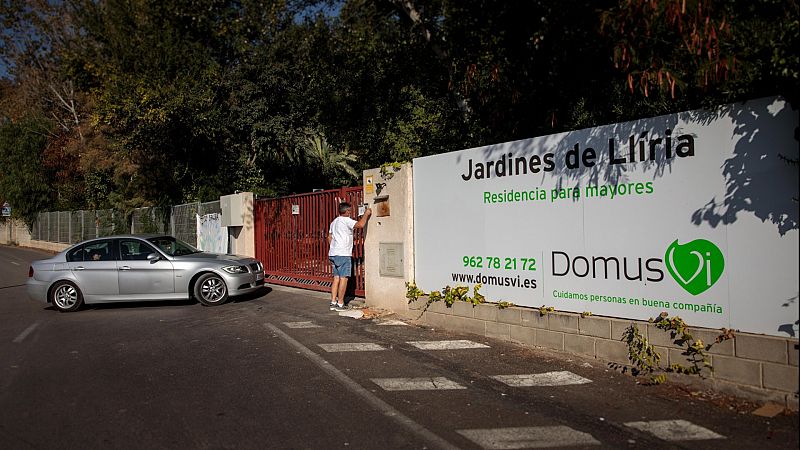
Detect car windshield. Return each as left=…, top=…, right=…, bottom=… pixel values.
left=147, top=236, right=201, bottom=257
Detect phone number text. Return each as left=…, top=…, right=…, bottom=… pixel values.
left=462, top=256, right=537, bottom=271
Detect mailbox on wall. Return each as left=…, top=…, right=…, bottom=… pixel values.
left=374, top=195, right=390, bottom=217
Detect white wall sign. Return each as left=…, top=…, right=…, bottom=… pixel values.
left=413, top=97, right=799, bottom=337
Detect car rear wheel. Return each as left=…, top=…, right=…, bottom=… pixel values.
left=194, top=273, right=229, bottom=306
left=50, top=281, right=83, bottom=312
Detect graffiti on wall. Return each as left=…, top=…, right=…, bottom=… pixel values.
left=196, top=213, right=228, bottom=254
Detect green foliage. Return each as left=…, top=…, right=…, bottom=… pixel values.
left=303, top=132, right=360, bottom=187
left=470, top=283, right=486, bottom=306
left=619, top=312, right=737, bottom=384
left=2, top=0, right=797, bottom=216
left=382, top=86, right=466, bottom=162
left=538, top=306, right=555, bottom=316
left=0, top=117, right=55, bottom=225
left=650, top=312, right=714, bottom=377
left=601, top=0, right=800, bottom=106
left=405, top=281, right=426, bottom=302
left=621, top=324, right=665, bottom=384
left=406, top=281, right=509, bottom=317
left=379, top=161, right=404, bottom=180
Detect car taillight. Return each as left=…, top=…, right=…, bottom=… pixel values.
left=28, top=266, right=34, bottom=277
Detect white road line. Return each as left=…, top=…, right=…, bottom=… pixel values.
left=457, top=426, right=601, bottom=449
left=10, top=261, right=20, bottom=266
left=624, top=420, right=725, bottom=441
left=265, top=323, right=459, bottom=450
left=13, top=322, right=40, bottom=343
left=318, top=342, right=387, bottom=352
left=407, top=339, right=490, bottom=350
left=377, top=319, right=409, bottom=326
left=371, top=377, right=467, bottom=391
left=491, top=371, right=592, bottom=387
left=283, top=321, right=322, bottom=329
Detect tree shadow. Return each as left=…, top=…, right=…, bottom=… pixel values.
left=465, top=97, right=798, bottom=228
left=778, top=293, right=798, bottom=337
left=686, top=97, right=798, bottom=236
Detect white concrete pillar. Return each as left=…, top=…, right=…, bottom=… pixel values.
left=362, top=163, right=415, bottom=315
left=221, top=192, right=255, bottom=257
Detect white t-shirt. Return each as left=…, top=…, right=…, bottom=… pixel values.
left=328, top=216, right=358, bottom=256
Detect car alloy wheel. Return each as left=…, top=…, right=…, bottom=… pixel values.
left=195, top=273, right=229, bottom=306
left=51, top=281, right=83, bottom=312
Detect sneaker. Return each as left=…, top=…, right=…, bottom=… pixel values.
left=329, top=302, right=337, bottom=310
left=334, top=303, right=348, bottom=311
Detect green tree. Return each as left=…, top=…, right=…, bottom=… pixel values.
left=600, top=0, right=799, bottom=106
left=303, top=131, right=359, bottom=187
left=0, top=117, right=55, bottom=225
left=1, top=0, right=797, bottom=217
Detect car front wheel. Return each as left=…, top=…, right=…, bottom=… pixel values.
left=50, top=281, right=83, bottom=312
left=194, top=273, right=229, bottom=306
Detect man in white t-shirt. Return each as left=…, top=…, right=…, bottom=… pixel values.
left=327, top=201, right=371, bottom=311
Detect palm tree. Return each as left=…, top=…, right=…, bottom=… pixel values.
left=303, top=132, right=359, bottom=182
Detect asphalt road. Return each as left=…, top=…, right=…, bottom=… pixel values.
left=1, top=244, right=797, bottom=449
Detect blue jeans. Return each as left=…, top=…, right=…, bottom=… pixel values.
left=329, top=256, right=352, bottom=278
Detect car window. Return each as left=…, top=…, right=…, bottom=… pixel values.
left=66, top=244, right=86, bottom=262
left=147, top=236, right=200, bottom=257
left=83, top=240, right=117, bottom=262
left=120, top=239, right=158, bottom=261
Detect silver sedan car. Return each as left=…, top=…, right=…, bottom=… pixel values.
left=27, top=235, right=265, bottom=312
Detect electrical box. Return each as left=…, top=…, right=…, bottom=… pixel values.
left=379, top=242, right=404, bottom=278
left=221, top=194, right=245, bottom=227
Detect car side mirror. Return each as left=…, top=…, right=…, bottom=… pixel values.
left=146, top=253, right=161, bottom=263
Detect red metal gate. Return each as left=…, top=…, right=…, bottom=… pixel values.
left=254, top=187, right=365, bottom=296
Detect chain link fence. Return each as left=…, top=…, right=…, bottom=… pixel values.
left=172, top=201, right=221, bottom=246
left=30, top=201, right=223, bottom=246
left=130, top=206, right=171, bottom=235
left=31, top=209, right=118, bottom=242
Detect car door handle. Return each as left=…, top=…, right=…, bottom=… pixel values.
left=74, top=266, right=85, bottom=271
left=118, top=266, right=131, bottom=271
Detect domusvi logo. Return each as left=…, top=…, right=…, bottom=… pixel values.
left=665, top=239, right=725, bottom=296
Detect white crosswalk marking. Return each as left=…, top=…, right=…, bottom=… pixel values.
left=377, top=319, right=409, bottom=326
left=317, top=343, right=387, bottom=352
left=283, top=321, right=321, bottom=329
left=407, top=339, right=490, bottom=350
left=457, top=426, right=601, bottom=449
left=624, top=420, right=725, bottom=441
left=491, top=371, right=592, bottom=387
left=371, top=377, right=467, bottom=391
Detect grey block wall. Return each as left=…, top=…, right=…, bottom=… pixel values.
left=406, top=300, right=799, bottom=409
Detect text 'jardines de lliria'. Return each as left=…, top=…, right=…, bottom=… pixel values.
left=460, top=129, right=695, bottom=181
